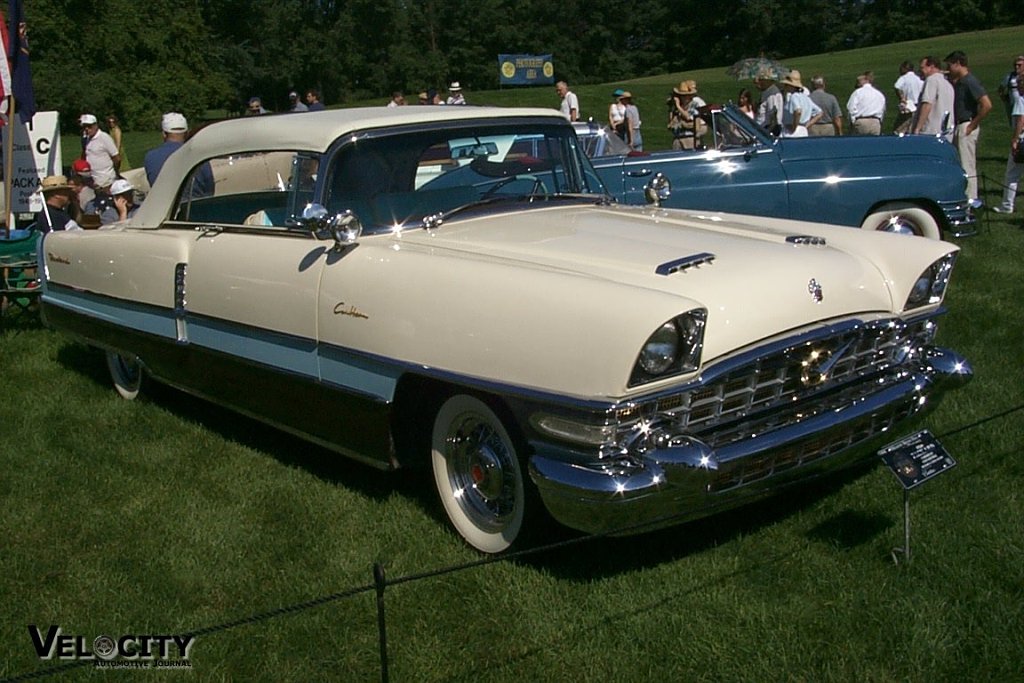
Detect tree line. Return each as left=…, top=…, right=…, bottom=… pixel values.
left=24, top=0, right=1024, bottom=131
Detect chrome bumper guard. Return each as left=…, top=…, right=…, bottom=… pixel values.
left=939, top=199, right=977, bottom=237
left=529, top=347, right=971, bottom=536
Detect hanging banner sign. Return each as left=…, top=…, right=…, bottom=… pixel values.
left=498, top=54, right=555, bottom=85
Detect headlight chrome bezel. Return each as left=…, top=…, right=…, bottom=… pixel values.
left=630, top=309, right=707, bottom=387
left=905, top=253, right=957, bottom=311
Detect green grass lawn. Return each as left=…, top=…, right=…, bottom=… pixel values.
left=10, top=24, right=1023, bottom=682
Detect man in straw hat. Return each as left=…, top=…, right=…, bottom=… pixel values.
left=34, top=175, right=82, bottom=233
left=667, top=80, right=707, bottom=150
left=780, top=70, right=822, bottom=138
left=753, top=67, right=784, bottom=136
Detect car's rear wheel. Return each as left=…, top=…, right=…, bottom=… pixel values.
left=431, top=394, right=525, bottom=553
left=105, top=351, right=142, bottom=400
left=860, top=203, right=940, bottom=239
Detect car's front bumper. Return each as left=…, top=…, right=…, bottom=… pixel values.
left=939, top=198, right=978, bottom=237
left=528, top=347, right=971, bottom=536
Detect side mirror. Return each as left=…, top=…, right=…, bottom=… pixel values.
left=296, top=203, right=362, bottom=249
left=644, top=173, right=672, bottom=207
left=326, top=211, right=362, bottom=248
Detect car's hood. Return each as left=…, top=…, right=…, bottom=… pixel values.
left=403, top=203, right=950, bottom=364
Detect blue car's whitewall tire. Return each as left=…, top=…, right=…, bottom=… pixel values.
left=860, top=203, right=941, bottom=239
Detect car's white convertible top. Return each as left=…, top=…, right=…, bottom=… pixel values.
left=135, top=106, right=564, bottom=228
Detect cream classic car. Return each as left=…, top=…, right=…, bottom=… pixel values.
left=40, top=107, right=972, bottom=553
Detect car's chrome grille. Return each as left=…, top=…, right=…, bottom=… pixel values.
left=616, top=317, right=935, bottom=459
left=708, top=391, right=918, bottom=491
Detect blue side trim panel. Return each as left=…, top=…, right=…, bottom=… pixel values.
left=318, top=344, right=403, bottom=401
left=44, top=284, right=404, bottom=402
left=43, top=287, right=179, bottom=341
left=187, top=316, right=319, bottom=379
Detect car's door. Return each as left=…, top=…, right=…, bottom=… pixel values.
left=167, top=151, right=330, bottom=400
left=591, top=108, right=791, bottom=218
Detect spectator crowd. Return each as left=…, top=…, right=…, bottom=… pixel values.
left=30, top=48, right=1024, bottom=233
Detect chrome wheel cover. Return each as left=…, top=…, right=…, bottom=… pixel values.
left=874, top=214, right=920, bottom=236
left=442, top=412, right=519, bottom=534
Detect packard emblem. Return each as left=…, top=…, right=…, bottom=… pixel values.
left=807, top=278, right=823, bottom=303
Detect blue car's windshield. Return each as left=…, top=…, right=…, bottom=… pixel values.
left=322, top=121, right=607, bottom=232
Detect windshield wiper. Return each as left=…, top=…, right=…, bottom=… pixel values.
left=422, top=193, right=612, bottom=230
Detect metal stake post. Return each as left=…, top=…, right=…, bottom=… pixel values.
left=891, top=488, right=911, bottom=564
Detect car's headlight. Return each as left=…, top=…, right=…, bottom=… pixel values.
left=630, top=309, right=706, bottom=386
left=905, top=253, right=957, bottom=310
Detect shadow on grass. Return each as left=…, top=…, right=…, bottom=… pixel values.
left=517, top=464, right=879, bottom=579
left=51, top=339, right=892, bottom=577
left=805, top=509, right=892, bottom=550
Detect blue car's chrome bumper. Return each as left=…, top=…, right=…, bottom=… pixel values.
left=939, top=199, right=978, bottom=237
left=528, top=347, right=971, bottom=536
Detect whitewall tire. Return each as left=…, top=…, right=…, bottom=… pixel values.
left=860, top=203, right=941, bottom=239
left=431, top=394, right=525, bottom=553
left=105, top=351, right=143, bottom=401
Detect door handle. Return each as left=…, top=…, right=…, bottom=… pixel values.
left=626, top=169, right=653, bottom=178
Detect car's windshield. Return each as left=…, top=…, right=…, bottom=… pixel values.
left=323, top=121, right=607, bottom=232
left=708, top=106, right=770, bottom=149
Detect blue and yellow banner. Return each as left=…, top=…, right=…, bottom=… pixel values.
left=498, top=54, right=554, bottom=85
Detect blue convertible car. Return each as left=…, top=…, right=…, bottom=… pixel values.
left=580, top=105, right=975, bottom=239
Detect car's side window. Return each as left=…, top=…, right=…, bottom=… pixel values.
left=172, top=151, right=318, bottom=227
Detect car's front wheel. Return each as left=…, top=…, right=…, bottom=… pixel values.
left=431, top=394, right=525, bottom=553
left=105, top=351, right=143, bottom=400
left=860, top=203, right=941, bottom=239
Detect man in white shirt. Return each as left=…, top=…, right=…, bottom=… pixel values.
left=556, top=80, right=579, bottom=121
left=912, top=56, right=955, bottom=142
left=894, top=61, right=923, bottom=133
left=847, top=72, right=886, bottom=135
left=79, top=113, right=120, bottom=191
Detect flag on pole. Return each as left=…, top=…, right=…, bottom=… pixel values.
left=0, top=11, right=12, bottom=109
left=7, top=0, right=34, bottom=123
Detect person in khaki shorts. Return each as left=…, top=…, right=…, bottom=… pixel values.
left=808, top=75, right=843, bottom=136
left=847, top=72, right=886, bottom=135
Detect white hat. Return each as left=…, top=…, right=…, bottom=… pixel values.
left=79, top=113, right=98, bottom=125
left=449, top=81, right=462, bottom=91
left=110, top=178, right=134, bottom=195
left=161, top=112, right=188, bottom=133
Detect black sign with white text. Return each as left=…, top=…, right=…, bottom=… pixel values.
left=878, top=429, right=956, bottom=490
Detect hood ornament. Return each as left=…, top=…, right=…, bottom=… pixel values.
left=808, top=278, right=823, bottom=303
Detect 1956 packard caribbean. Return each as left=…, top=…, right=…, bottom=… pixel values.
left=41, top=107, right=972, bottom=553
left=579, top=104, right=975, bottom=239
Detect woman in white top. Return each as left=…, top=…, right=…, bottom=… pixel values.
left=608, top=89, right=627, bottom=140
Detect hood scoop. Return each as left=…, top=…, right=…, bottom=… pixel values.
left=786, top=235, right=828, bottom=246
left=655, top=252, right=716, bottom=276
